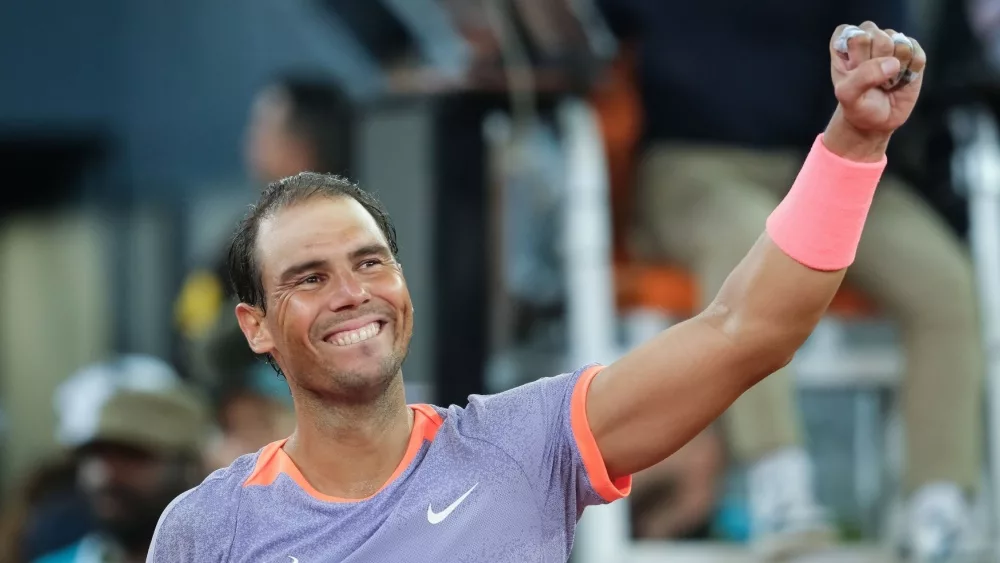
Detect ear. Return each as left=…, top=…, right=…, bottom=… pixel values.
left=235, top=302, right=275, bottom=355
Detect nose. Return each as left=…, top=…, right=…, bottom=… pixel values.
left=327, top=268, right=370, bottom=312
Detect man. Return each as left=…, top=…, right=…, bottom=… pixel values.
left=597, top=1, right=982, bottom=561
left=32, top=356, right=209, bottom=563
left=149, top=22, right=924, bottom=561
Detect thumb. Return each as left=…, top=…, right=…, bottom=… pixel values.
left=835, top=57, right=900, bottom=105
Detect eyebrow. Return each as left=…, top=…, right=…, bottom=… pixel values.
left=348, top=243, right=392, bottom=261
left=278, top=259, right=330, bottom=283
left=277, top=244, right=393, bottom=283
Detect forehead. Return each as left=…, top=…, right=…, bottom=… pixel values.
left=255, top=197, right=388, bottom=275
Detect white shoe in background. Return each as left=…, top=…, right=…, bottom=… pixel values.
left=748, top=447, right=836, bottom=561
left=900, top=482, right=986, bottom=563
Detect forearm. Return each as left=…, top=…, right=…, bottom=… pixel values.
left=701, top=236, right=844, bottom=380
left=591, top=120, right=888, bottom=478
left=706, top=117, right=890, bottom=380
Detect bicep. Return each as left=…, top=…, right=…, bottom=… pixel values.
left=586, top=313, right=758, bottom=479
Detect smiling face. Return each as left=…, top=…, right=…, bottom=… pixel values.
left=236, top=196, right=412, bottom=402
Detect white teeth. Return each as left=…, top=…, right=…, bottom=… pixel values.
left=329, top=321, right=381, bottom=346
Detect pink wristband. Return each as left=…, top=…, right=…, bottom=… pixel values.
left=765, top=134, right=886, bottom=271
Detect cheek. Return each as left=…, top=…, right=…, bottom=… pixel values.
left=379, top=272, right=411, bottom=316
left=275, top=295, right=320, bottom=342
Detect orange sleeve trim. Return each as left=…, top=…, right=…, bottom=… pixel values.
left=243, top=405, right=443, bottom=502
left=570, top=365, right=632, bottom=502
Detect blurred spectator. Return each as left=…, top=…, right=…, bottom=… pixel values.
left=630, top=427, right=726, bottom=540
left=244, top=73, right=354, bottom=184
left=202, top=364, right=295, bottom=471
left=174, top=72, right=353, bottom=464
left=175, top=71, right=354, bottom=346
left=28, top=355, right=210, bottom=563
left=598, top=0, right=984, bottom=560
left=0, top=457, right=89, bottom=563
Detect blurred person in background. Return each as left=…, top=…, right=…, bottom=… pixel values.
left=174, top=72, right=353, bottom=465
left=597, top=1, right=984, bottom=561
left=244, top=72, right=354, bottom=185
left=0, top=457, right=90, bottom=563
left=202, top=365, right=296, bottom=471
left=629, top=426, right=727, bottom=540
left=30, top=355, right=210, bottom=563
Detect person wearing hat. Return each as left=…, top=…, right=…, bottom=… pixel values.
left=33, top=355, right=210, bottom=563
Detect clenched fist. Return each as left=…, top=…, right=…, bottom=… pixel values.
left=823, top=21, right=927, bottom=162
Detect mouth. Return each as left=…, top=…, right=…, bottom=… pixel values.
left=322, top=319, right=387, bottom=347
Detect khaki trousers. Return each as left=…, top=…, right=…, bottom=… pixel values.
left=632, top=143, right=983, bottom=492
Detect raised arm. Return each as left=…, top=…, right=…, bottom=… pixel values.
left=587, top=22, right=927, bottom=479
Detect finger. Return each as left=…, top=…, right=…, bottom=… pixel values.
left=835, top=56, right=901, bottom=105
left=831, top=23, right=850, bottom=57
left=891, top=36, right=927, bottom=91
left=860, top=21, right=894, bottom=59
left=887, top=31, right=915, bottom=71
left=833, top=24, right=871, bottom=69
left=880, top=29, right=915, bottom=89
left=907, top=36, right=927, bottom=77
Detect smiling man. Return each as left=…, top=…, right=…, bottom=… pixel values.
left=149, top=21, right=927, bottom=562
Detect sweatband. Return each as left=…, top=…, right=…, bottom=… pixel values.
left=765, top=133, right=886, bottom=271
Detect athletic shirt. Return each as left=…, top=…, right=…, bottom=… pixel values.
left=147, top=365, right=631, bottom=562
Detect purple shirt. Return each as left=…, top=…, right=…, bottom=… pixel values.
left=147, top=365, right=631, bottom=562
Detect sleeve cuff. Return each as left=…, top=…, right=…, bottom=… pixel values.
left=569, top=365, right=632, bottom=502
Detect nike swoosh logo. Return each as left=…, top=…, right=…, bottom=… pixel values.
left=427, top=483, right=478, bottom=524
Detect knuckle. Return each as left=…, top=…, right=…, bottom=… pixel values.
left=851, top=32, right=872, bottom=48
left=873, top=37, right=894, bottom=55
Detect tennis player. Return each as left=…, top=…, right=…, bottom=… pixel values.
left=148, top=21, right=924, bottom=562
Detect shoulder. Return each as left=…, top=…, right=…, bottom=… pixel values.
left=438, top=365, right=602, bottom=453
left=453, top=366, right=597, bottom=428
left=149, top=453, right=258, bottom=555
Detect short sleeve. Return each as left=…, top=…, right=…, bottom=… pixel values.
left=455, top=365, right=631, bottom=516
left=146, top=473, right=241, bottom=562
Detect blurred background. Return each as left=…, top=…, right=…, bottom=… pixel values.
left=3, top=0, right=1000, bottom=561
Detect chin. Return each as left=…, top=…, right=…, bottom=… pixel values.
left=320, top=355, right=404, bottom=402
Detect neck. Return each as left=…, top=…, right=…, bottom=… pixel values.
left=284, top=374, right=413, bottom=499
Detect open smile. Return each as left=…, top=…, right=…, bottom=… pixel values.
left=322, top=319, right=387, bottom=347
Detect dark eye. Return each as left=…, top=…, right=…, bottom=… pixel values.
left=300, top=274, right=322, bottom=285
left=359, top=259, right=382, bottom=269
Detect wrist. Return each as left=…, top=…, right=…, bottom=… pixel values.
left=822, top=108, right=890, bottom=163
